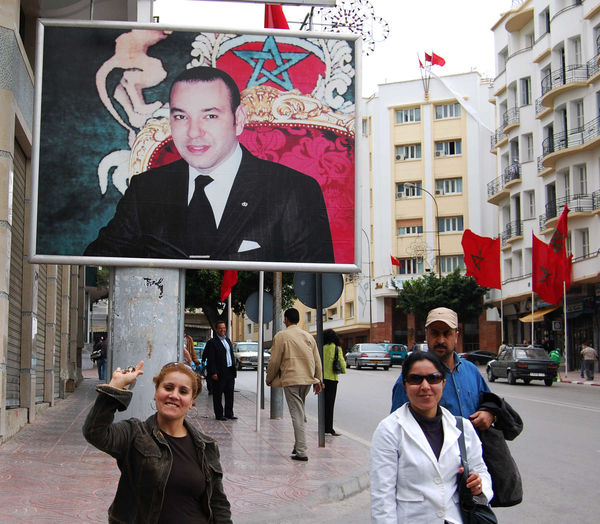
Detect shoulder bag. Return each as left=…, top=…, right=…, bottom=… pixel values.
left=455, top=416, right=498, bottom=524
left=332, top=346, right=343, bottom=374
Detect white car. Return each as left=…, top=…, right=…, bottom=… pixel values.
left=233, top=342, right=271, bottom=370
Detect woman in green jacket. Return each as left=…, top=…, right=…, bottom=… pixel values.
left=323, top=329, right=346, bottom=436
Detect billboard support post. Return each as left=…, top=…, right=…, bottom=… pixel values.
left=270, top=272, right=284, bottom=419
left=316, top=273, right=325, bottom=447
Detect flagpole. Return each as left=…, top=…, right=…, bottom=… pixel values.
left=227, top=294, right=232, bottom=339
left=563, top=281, right=568, bottom=381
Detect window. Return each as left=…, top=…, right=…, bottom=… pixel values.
left=572, top=99, right=584, bottom=130
left=580, top=229, right=590, bottom=257
left=246, top=323, right=253, bottom=336
left=438, top=216, right=464, bottom=233
left=539, top=8, right=550, bottom=35
left=345, top=302, right=354, bottom=319
left=436, top=178, right=462, bottom=195
left=570, top=36, right=581, bottom=65
left=305, top=311, right=312, bottom=324
left=397, top=182, right=422, bottom=197
left=395, top=144, right=422, bottom=160
left=362, top=118, right=369, bottom=136
left=397, top=258, right=424, bottom=275
left=575, top=164, right=587, bottom=194
left=519, top=77, right=531, bottom=106
left=498, top=47, right=508, bottom=72
left=435, top=140, right=462, bottom=157
left=327, top=307, right=338, bottom=321
left=522, top=133, right=534, bottom=162
left=525, top=191, right=536, bottom=219
left=395, top=107, right=421, bottom=124
left=397, top=219, right=423, bottom=236
left=440, top=256, right=465, bottom=274
left=435, top=103, right=461, bottom=119
left=561, top=170, right=570, bottom=198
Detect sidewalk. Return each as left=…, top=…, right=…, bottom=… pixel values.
left=0, top=369, right=370, bottom=523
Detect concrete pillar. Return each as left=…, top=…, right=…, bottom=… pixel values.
left=110, top=268, right=183, bottom=422
left=270, top=272, right=283, bottom=419
left=67, top=266, right=79, bottom=391
left=44, top=265, right=57, bottom=404
left=59, top=266, right=70, bottom=398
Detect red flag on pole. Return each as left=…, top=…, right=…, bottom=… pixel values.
left=425, top=52, right=432, bottom=63
left=532, top=234, right=570, bottom=305
left=431, top=52, right=446, bottom=66
left=461, top=229, right=501, bottom=289
left=220, top=270, right=238, bottom=302
left=418, top=57, right=424, bottom=69
left=264, top=4, right=289, bottom=29
left=391, top=255, right=402, bottom=267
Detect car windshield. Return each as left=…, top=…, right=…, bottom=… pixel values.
left=236, top=344, right=258, bottom=353
left=515, top=348, right=547, bottom=359
left=359, top=344, right=385, bottom=352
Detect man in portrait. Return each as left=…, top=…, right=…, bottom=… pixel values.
left=84, top=66, right=335, bottom=263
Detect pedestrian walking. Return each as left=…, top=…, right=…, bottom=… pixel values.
left=371, top=351, right=493, bottom=523
left=322, top=329, right=345, bottom=436
left=580, top=341, right=597, bottom=380
left=83, top=361, right=232, bottom=523
left=266, top=308, right=323, bottom=461
left=93, top=337, right=108, bottom=381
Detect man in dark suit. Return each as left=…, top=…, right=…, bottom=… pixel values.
left=84, top=66, right=334, bottom=263
left=204, top=320, right=237, bottom=420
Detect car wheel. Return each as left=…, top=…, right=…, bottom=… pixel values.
left=544, top=378, right=553, bottom=386
left=383, top=366, right=389, bottom=371
left=357, top=361, right=362, bottom=370
left=523, top=378, right=531, bottom=385
left=508, top=370, right=516, bottom=385
left=486, top=367, right=495, bottom=382
left=236, top=360, right=242, bottom=371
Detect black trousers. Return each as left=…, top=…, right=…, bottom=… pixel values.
left=323, top=379, right=338, bottom=433
left=212, top=367, right=235, bottom=418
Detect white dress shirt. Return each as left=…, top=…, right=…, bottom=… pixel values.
left=218, top=336, right=232, bottom=367
left=187, top=144, right=243, bottom=227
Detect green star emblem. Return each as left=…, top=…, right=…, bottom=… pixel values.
left=471, top=249, right=484, bottom=271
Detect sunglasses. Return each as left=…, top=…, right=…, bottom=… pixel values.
left=405, top=372, right=444, bottom=385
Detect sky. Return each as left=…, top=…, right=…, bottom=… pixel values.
left=153, top=0, right=511, bottom=96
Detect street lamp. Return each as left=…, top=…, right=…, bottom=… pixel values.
left=404, top=182, right=441, bottom=278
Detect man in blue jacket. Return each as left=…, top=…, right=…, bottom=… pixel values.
left=391, top=307, right=494, bottom=430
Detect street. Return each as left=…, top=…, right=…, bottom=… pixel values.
left=236, top=365, right=600, bottom=523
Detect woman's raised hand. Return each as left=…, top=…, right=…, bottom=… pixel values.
left=108, top=360, right=144, bottom=390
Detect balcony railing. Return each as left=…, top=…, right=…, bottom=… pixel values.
left=537, top=155, right=545, bottom=173
left=539, top=193, right=594, bottom=229
left=541, top=64, right=588, bottom=96
left=541, top=115, right=600, bottom=158
left=594, top=189, right=600, bottom=211
left=502, top=107, right=520, bottom=129
left=535, top=97, right=547, bottom=115
left=501, top=220, right=523, bottom=245
left=487, top=163, right=520, bottom=198
left=587, top=52, right=600, bottom=79
left=490, top=128, right=507, bottom=149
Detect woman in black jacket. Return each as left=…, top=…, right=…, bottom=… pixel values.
left=83, top=361, right=232, bottom=523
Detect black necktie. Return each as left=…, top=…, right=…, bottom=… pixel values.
left=185, top=175, right=217, bottom=256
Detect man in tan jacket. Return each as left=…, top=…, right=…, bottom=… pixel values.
left=266, top=308, right=323, bottom=461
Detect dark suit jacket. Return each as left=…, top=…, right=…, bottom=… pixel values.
left=84, top=147, right=334, bottom=263
left=204, top=336, right=236, bottom=379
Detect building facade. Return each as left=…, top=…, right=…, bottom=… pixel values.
left=489, top=0, right=600, bottom=368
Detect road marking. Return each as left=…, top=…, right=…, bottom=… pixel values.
left=503, top=394, right=600, bottom=413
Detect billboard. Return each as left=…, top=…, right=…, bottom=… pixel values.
left=30, top=21, right=359, bottom=273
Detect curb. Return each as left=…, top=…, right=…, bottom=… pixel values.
left=561, top=379, right=600, bottom=386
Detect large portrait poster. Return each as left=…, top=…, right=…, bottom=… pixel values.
left=31, top=21, right=358, bottom=272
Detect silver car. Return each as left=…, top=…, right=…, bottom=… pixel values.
left=233, top=342, right=270, bottom=370
left=345, top=343, right=391, bottom=370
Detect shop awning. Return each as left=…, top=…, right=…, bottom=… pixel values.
left=519, top=306, right=559, bottom=323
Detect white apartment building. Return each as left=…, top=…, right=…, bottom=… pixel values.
left=489, top=0, right=600, bottom=367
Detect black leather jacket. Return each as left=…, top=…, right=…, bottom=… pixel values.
left=83, top=385, right=232, bottom=523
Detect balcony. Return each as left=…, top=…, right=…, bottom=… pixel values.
left=501, top=220, right=523, bottom=247
left=487, top=163, right=521, bottom=204
left=538, top=193, right=595, bottom=230
left=502, top=107, right=520, bottom=133
left=490, top=128, right=507, bottom=151
left=587, top=52, right=600, bottom=82
left=535, top=97, right=552, bottom=119
left=541, top=115, right=600, bottom=168
left=594, top=189, right=600, bottom=212
left=540, top=64, right=588, bottom=108
left=537, top=155, right=553, bottom=177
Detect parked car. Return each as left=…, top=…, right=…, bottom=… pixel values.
left=411, top=343, right=429, bottom=353
left=233, top=342, right=270, bottom=370
left=459, top=350, right=496, bottom=365
left=345, top=344, right=391, bottom=370
left=378, top=343, right=408, bottom=365
left=486, top=345, right=558, bottom=386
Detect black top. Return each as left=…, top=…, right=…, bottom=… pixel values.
left=158, top=432, right=209, bottom=524
left=409, top=406, right=444, bottom=460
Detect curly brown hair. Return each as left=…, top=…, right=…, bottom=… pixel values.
left=153, top=362, right=202, bottom=399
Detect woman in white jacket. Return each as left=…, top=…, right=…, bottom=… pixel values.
left=370, top=351, right=492, bottom=523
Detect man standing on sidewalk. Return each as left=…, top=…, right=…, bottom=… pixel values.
left=204, top=320, right=237, bottom=420
left=266, top=308, right=323, bottom=461
left=580, top=341, right=597, bottom=381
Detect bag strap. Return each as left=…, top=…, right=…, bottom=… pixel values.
left=333, top=345, right=340, bottom=364
left=455, top=416, right=470, bottom=475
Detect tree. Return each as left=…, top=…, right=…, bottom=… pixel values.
left=185, top=270, right=296, bottom=332
left=394, top=269, right=488, bottom=324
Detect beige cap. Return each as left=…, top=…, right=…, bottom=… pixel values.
left=425, top=307, right=458, bottom=329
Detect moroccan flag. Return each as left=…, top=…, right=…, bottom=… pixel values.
left=431, top=52, right=446, bottom=66
left=418, top=57, right=424, bottom=69
left=264, top=4, right=289, bottom=29
left=220, top=270, right=238, bottom=302
left=549, top=205, right=573, bottom=290
left=391, top=255, right=402, bottom=267
left=461, top=229, right=501, bottom=289
left=532, top=234, right=569, bottom=305
left=425, top=52, right=432, bottom=63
